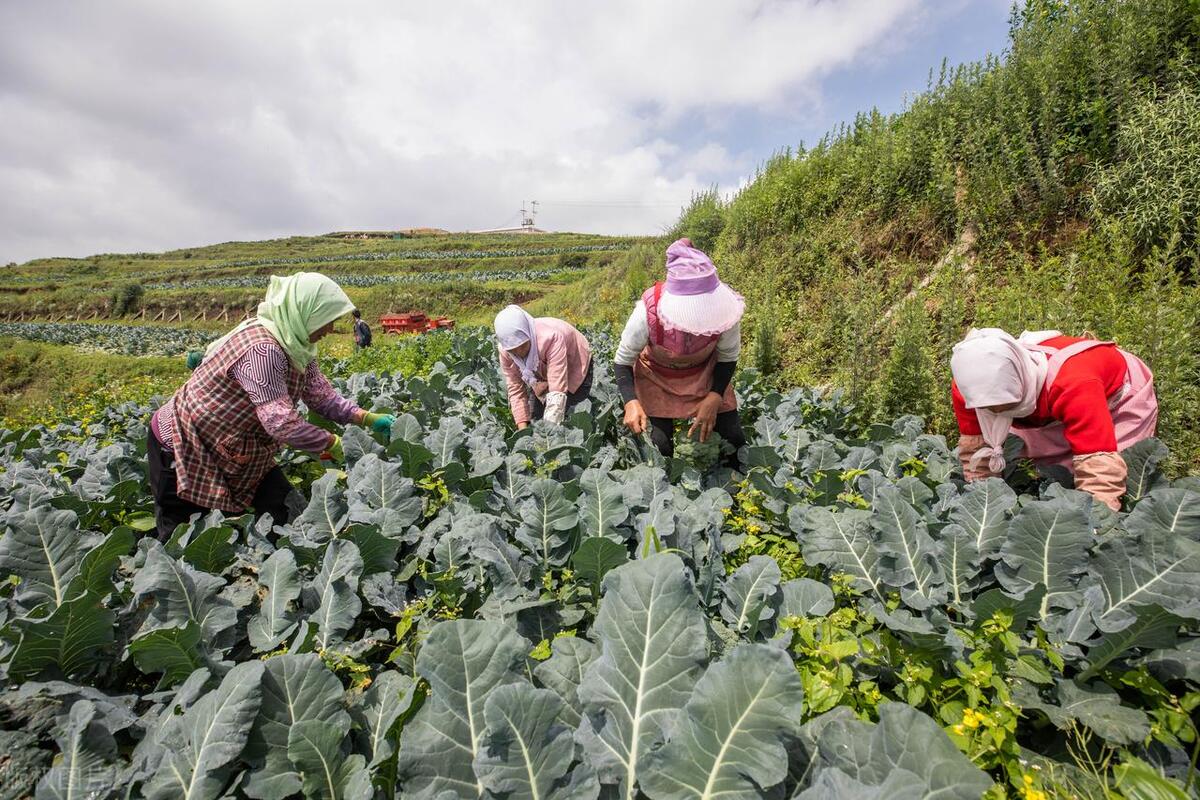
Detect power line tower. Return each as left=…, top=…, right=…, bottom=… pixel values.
left=520, top=200, right=538, bottom=231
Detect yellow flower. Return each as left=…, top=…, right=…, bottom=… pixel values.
left=961, top=708, right=981, bottom=729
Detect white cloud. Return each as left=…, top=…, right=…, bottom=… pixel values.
left=0, top=0, right=922, bottom=263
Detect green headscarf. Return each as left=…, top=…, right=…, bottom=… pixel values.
left=205, top=272, right=354, bottom=370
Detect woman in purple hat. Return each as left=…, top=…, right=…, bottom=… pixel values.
left=613, top=238, right=746, bottom=462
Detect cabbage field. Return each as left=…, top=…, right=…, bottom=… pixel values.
left=146, top=267, right=579, bottom=291
left=0, top=321, right=216, bottom=357
left=1, top=329, right=1198, bottom=799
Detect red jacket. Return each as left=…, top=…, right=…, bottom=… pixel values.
left=952, top=336, right=1128, bottom=456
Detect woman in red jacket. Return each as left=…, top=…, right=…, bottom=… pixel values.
left=950, top=328, right=1158, bottom=510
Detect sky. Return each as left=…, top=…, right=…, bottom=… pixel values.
left=0, top=1, right=1015, bottom=265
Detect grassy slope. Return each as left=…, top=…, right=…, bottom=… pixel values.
left=0, top=337, right=189, bottom=426
left=0, top=231, right=642, bottom=326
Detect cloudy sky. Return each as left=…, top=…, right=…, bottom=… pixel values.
left=0, top=1, right=1013, bottom=264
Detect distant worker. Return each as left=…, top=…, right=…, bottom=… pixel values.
left=951, top=328, right=1158, bottom=510
left=494, top=304, right=593, bottom=428
left=352, top=308, right=372, bottom=349
left=146, top=273, right=395, bottom=540
left=614, top=238, right=746, bottom=462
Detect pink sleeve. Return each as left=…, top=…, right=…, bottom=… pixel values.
left=229, top=344, right=336, bottom=452
left=302, top=362, right=364, bottom=424
left=499, top=347, right=531, bottom=425
left=543, top=331, right=570, bottom=394
left=256, top=398, right=336, bottom=453
left=230, top=341, right=290, bottom=405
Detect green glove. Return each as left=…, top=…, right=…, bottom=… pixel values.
left=363, top=412, right=395, bottom=435
left=321, top=434, right=344, bottom=463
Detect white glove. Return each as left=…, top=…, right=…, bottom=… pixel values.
left=543, top=391, right=568, bottom=425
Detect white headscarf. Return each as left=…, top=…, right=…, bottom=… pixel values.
left=950, top=328, right=1054, bottom=472
left=493, top=305, right=540, bottom=386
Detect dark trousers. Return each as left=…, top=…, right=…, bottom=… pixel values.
left=648, top=410, right=746, bottom=461
left=146, top=431, right=292, bottom=541
left=530, top=359, right=595, bottom=421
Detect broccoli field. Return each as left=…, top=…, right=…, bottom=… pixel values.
left=1, top=328, right=1198, bottom=800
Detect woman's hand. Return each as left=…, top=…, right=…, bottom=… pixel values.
left=320, top=434, right=344, bottom=463
left=363, top=412, right=395, bottom=436
left=517, top=421, right=529, bottom=430
left=688, top=392, right=723, bottom=443
left=623, top=399, right=648, bottom=434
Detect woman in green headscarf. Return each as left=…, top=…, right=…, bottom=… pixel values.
left=147, top=273, right=395, bottom=540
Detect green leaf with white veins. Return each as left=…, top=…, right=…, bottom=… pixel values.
left=303, top=540, right=363, bottom=651
left=807, top=702, right=993, bottom=799
left=474, top=684, right=600, bottom=800
left=129, top=622, right=204, bottom=686
left=576, top=553, right=707, bottom=800
left=35, top=699, right=118, bottom=800
left=244, top=653, right=350, bottom=800
left=871, top=487, right=946, bottom=611
left=294, top=472, right=349, bottom=544
left=641, top=644, right=805, bottom=800
left=247, top=548, right=301, bottom=653
left=1123, top=488, right=1200, bottom=542
left=534, top=636, right=599, bottom=729
left=132, top=543, right=237, bottom=644
left=579, top=468, right=629, bottom=539
left=720, top=555, right=781, bottom=637
left=1012, top=679, right=1150, bottom=745
left=345, top=453, right=422, bottom=533
left=778, top=577, right=835, bottom=619
left=949, top=477, right=1016, bottom=559
left=1123, top=438, right=1170, bottom=502
left=350, top=670, right=417, bottom=769
left=66, top=525, right=134, bottom=599
left=997, top=496, right=1091, bottom=619
left=287, top=720, right=372, bottom=800
left=0, top=506, right=99, bottom=608
left=1089, top=534, right=1200, bottom=633
left=937, top=522, right=982, bottom=607
left=424, top=416, right=466, bottom=469
left=145, top=660, right=265, bottom=800
left=794, top=506, right=884, bottom=602
left=515, top=478, right=580, bottom=568
left=7, top=591, right=115, bottom=680
left=1079, top=605, right=1184, bottom=680
left=396, top=619, right=528, bottom=799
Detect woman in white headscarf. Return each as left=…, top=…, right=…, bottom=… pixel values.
left=494, top=305, right=593, bottom=428
left=950, top=327, right=1158, bottom=510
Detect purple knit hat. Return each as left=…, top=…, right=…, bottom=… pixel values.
left=658, top=238, right=745, bottom=335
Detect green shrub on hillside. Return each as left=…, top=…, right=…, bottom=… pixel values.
left=1093, top=82, right=1200, bottom=254
left=880, top=299, right=935, bottom=423
left=109, top=282, right=144, bottom=317
left=671, top=188, right=726, bottom=252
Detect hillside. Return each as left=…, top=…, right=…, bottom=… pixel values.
left=657, top=0, right=1200, bottom=471
left=0, top=230, right=642, bottom=330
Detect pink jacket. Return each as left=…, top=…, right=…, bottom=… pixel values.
left=499, top=317, right=591, bottom=425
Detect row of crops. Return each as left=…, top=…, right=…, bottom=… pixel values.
left=117, top=243, right=630, bottom=285
left=146, top=267, right=580, bottom=291
left=1, top=329, right=1198, bottom=798
left=0, top=321, right=215, bottom=357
